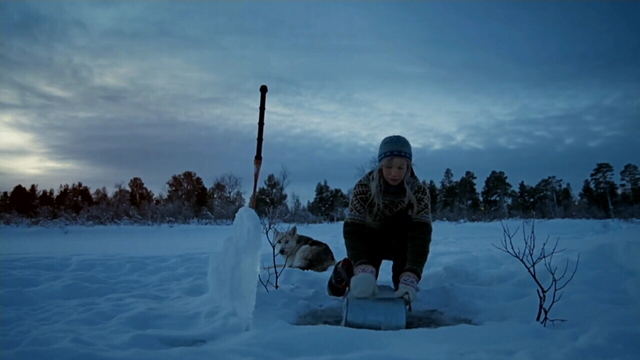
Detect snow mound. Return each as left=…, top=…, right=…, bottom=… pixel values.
left=206, top=207, right=262, bottom=331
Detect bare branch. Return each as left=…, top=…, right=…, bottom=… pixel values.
left=258, top=205, right=289, bottom=291
left=494, top=219, right=580, bottom=327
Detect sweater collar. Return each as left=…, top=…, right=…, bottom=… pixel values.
left=382, top=180, right=406, bottom=196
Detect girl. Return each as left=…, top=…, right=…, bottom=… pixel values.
left=327, top=135, right=433, bottom=303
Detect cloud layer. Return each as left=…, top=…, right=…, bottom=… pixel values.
left=1, top=2, right=638, bottom=202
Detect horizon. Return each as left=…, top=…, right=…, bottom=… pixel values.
left=2, top=159, right=633, bottom=206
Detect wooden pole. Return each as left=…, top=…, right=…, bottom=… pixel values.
left=250, top=85, right=268, bottom=209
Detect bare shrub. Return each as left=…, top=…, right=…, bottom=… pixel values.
left=494, top=220, right=580, bottom=326
left=258, top=206, right=289, bottom=291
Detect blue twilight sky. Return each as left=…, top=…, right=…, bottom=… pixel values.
left=1, top=1, right=639, bottom=203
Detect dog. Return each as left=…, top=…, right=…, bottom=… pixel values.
left=273, top=226, right=336, bottom=272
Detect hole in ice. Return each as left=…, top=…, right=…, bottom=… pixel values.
left=293, top=306, right=475, bottom=329
left=406, top=309, right=475, bottom=329
left=158, top=337, right=207, bottom=348
left=294, top=306, right=343, bottom=326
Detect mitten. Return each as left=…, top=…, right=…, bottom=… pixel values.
left=394, top=272, right=419, bottom=303
left=349, top=264, right=378, bottom=298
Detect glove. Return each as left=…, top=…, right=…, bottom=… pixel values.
left=349, top=265, right=378, bottom=298
left=394, top=272, right=419, bottom=303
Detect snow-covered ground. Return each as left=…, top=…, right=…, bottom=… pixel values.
left=1, top=218, right=639, bottom=360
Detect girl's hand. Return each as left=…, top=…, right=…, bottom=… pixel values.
left=349, top=265, right=378, bottom=298
left=394, top=272, right=418, bottom=303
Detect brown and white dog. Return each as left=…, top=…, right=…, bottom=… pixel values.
left=274, top=226, right=336, bottom=272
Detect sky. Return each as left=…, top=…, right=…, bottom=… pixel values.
left=1, top=1, right=639, bottom=203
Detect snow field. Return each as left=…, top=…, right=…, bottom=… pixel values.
left=1, top=219, right=638, bottom=360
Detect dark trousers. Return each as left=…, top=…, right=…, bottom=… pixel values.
left=368, top=217, right=410, bottom=290
left=327, top=213, right=412, bottom=297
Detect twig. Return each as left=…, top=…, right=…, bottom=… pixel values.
left=493, top=219, right=579, bottom=326
left=257, top=206, right=289, bottom=290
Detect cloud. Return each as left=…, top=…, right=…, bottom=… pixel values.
left=0, top=120, right=77, bottom=176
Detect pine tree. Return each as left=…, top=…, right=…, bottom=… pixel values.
left=438, top=168, right=458, bottom=219
left=308, top=180, right=349, bottom=222
left=0, top=191, right=9, bottom=214
left=308, top=180, right=331, bottom=220
left=578, top=179, right=596, bottom=217
left=589, top=163, right=618, bottom=218
left=481, top=171, right=512, bottom=220
left=559, top=183, right=576, bottom=218
left=534, top=176, right=564, bottom=219
left=329, top=187, right=349, bottom=222
left=457, top=171, right=480, bottom=220
left=620, top=163, right=640, bottom=205
left=112, top=183, right=133, bottom=220
left=9, top=184, right=35, bottom=216
left=255, top=173, right=288, bottom=218
left=128, top=177, right=154, bottom=209
left=54, top=183, right=93, bottom=215
left=166, top=171, right=208, bottom=217
left=513, top=181, right=537, bottom=218
left=38, top=188, right=55, bottom=208
left=425, top=180, right=439, bottom=219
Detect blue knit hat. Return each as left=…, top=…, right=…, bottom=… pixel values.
left=378, top=135, right=412, bottom=163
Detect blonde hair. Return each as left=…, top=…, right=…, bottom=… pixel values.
left=367, top=157, right=419, bottom=218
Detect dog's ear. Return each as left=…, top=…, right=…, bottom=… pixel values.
left=290, top=226, right=297, bottom=236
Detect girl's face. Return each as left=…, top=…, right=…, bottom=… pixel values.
left=381, top=157, right=409, bottom=186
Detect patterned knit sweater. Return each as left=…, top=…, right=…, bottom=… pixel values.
left=343, top=170, right=432, bottom=279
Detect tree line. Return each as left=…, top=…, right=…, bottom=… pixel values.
left=429, top=162, right=639, bottom=221
left=1, top=162, right=638, bottom=226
